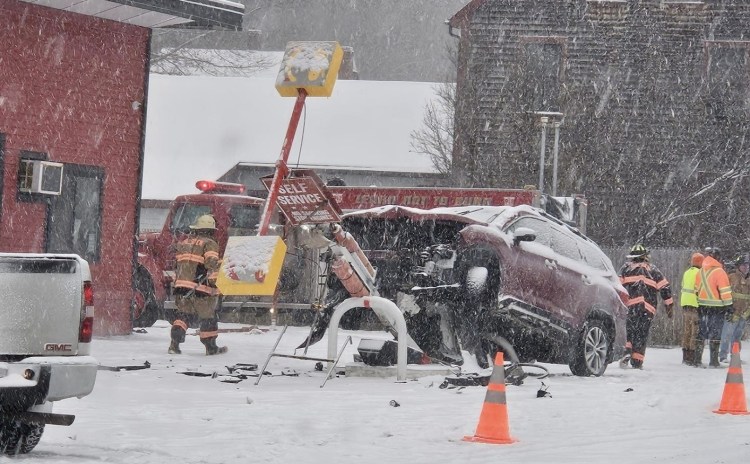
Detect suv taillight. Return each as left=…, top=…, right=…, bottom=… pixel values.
left=79, top=281, right=94, bottom=343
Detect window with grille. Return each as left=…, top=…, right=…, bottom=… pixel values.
left=519, top=36, right=567, bottom=112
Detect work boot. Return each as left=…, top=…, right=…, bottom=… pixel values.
left=619, top=354, right=631, bottom=369
left=169, top=323, right=186, bottom=355
left=694, top=340, right=704, bottom=367
left=206, top=345, right=228, bottom=356
left=684, top=349, right=695, bottom=366
left=709, top=341, right=721, bottom=368
left=202, top=337, right=228, bottom=356
left=168, top=341, right=181, bottom=355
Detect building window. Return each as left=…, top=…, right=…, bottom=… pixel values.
left=46, top=164, right=104, bottom=263
left=519, top=36, right=567, bottom=112
left=704, top=41, right=750, bottom=120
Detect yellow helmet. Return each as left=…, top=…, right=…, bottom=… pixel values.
left=190, top=214, right=216, bottom=230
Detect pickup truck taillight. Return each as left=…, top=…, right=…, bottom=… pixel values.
left=79, top=281, right=94, bottom=343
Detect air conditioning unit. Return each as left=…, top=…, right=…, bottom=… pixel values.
left=18, top=160, right=64, bottom=195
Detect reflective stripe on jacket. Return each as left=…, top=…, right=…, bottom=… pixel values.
left=680, top=266, right=700, bottom=308
left=695, top=256, right=732, bottom=307
left=728, top=271, right=750, bottom=314
left=174, top=236, right=221, bottom=296
left=618, top=260, right=673, bottom=315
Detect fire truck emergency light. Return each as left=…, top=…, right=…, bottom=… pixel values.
left=195, top=180, right=246, bottom=195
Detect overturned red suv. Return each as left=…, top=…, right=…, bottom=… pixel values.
left=338, top=204, right=628, bottom=376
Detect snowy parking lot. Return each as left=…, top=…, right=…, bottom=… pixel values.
left=18, top=321, right=750, bottom=464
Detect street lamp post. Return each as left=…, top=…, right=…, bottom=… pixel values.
left=552, top=121, right=562, bottom=196
left=538, top=116, right=549, bottom=194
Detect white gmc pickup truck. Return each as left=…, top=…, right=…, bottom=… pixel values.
left=0, top=253, right=98, bottom=455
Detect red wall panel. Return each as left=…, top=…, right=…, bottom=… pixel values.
left=0, top=1, right=150, bottom=335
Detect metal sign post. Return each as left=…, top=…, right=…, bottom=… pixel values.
left=257, top=41, right=344, bottom=236
left=257, top=89, right=307, bottom=235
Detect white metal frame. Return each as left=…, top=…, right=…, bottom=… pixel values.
left=328, top=296, right=408, bottom=382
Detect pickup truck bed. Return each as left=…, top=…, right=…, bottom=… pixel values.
left=0, top=253, right=98, bottom=455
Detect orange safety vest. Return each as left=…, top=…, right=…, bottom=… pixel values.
left=695, top=256, right=732, bottom=308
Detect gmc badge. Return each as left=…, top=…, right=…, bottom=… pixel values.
left=44, top=343, right=73, bottom=352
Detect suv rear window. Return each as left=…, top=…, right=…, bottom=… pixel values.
left=578, top=240, right=611, bottom=271
left=550, top=231, right=582, bottom=262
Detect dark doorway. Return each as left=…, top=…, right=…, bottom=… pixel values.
left=46, top=164, right=104, bottom=263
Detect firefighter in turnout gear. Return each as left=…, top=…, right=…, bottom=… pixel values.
left=694, top=247, right=733, bottom=368
left=168, top=214, right=227, bottom=356
left=680, top=253, right=704, bottom=366
left=618, top=244, right=674, bottom=369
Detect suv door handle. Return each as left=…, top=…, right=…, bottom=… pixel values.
left=545, top=259, right=558, bottom=270
left=582, top=275, right=592, bottom=285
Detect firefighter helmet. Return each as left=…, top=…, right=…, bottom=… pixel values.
left=690, top=252, right=704, bottom=267
left=627, top=244, right=649, bottom=259
left=190, top=214, right=216, bottom=230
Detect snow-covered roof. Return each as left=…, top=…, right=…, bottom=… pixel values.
left=345, top=205, right=515, bottom=225
left=143, top=74, right=439, bottom=200
left=19, top=0, right=244, bottom=29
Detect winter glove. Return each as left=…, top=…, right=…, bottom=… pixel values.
left=725, top=306, right=735, bottom=322
left=743, top=310, right=750, bottom=320
left=666, top=303, right=674, bottom=319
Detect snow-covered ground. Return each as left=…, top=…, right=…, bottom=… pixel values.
left=16, top=322, right=750, bottom=463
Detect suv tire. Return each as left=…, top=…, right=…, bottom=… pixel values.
left=569, top=318, right=610, bottom=376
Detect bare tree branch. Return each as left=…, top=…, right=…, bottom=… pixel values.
left=151, top=47, right=277, bottom=77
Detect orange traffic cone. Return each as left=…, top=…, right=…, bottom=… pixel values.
left=714, top=342, right=749, bottom=415
left=463, top=352, right=516, bottom=444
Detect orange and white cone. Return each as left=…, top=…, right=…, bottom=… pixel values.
left=714, top=342, right=749, bottom=415
left=463, top=352, right=516, bottom=444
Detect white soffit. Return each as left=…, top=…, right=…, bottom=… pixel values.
left=19, top=0, right=243, bottom=29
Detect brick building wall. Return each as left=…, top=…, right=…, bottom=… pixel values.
left=0, top=1, right=151, bottom=335
left=451, top=0, right=750, bottom=251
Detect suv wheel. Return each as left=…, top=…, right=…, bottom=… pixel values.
left=569, top=319, right=610, bottom=377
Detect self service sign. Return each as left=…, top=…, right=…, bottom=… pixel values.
left=262, top=175, right=342, bottom=226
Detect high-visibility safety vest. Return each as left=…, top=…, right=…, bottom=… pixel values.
left=680, top=266, right=700, bottom=308
left=695, top=256, right=733, bottom=308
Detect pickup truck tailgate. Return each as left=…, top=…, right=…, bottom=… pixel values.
left=0, top=256, right=84, bottom=356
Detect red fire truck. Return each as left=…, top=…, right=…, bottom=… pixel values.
left=133, top=181, right=586, bottom=327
